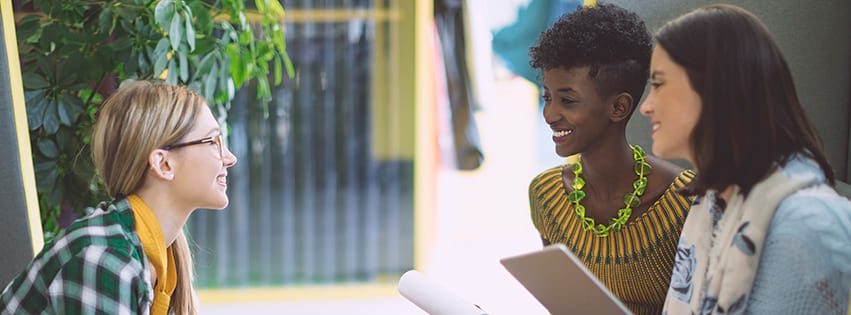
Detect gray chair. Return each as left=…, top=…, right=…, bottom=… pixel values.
left=835, top=180, right=851, bottom=201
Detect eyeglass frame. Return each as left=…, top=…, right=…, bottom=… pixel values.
left=160, top=134, right=225, bottom=160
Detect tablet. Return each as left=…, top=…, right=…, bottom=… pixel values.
left=500, top=244, right=632, bottom=315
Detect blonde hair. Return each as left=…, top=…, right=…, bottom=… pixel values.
left=92, top=80, right=203, bottom=314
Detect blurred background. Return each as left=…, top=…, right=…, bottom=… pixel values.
left=1, top=0, right=849, bottom=314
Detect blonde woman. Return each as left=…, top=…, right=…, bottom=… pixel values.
left=0, top=80, right=237, bottom=314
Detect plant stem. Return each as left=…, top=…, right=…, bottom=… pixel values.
left=84, top=74, right=106, bottom=108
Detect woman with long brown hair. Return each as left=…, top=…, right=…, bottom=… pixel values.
left=641, top=4, right=851, bottom=314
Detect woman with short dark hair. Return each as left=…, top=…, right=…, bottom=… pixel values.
left=640, top=4, right=851, bottom=314
left=527, top=3, right=695, bottom=314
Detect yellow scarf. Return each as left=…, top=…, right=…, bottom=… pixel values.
left=128, top=194, right=177, bottom=315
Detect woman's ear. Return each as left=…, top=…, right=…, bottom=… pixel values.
left=610, top=92, right=635, bottom=122
left=149, top=149, right=175, bottom=180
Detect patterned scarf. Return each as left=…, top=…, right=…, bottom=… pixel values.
left=663, top=160, right=819, bottom=314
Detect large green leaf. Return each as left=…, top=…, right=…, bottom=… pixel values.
left=39, top=23, right=64, bottom=51
left=41, top=177, right=63, bottom=213
left=57, top=93, right=84, bottom=127
left=110, top=37, right=133, bottom=52
left=282, top=53, right=295, bottom=79
left=37, top=138, right=60, bottom=159
left=205, top=62, right=218, bottom=101
left=23, top=72, right=49, bottom=90
left=273, top=54, right=282, bottom=86
left=137, top=47, right=151, bottom=74
left=125, top=50, right=140, bottom=76
left=166, top=58, right=178, bottom=84
left=271, top=23, right=286, bottom=56
left=25, top=90, right=48, bottom=130
left=34, top=159, right=58, bottom=192
left=256, top=75, right=270, bottom=101
left=178, top=44, right=189, bottom=81
left=42, top=98, right=60, bottom=134
left=55, top=127, right=76, bottom=152
left=184, top=9, right=195, bottom=51
left=98, top=8, right=114, bottom=34
left=189, top=1, right=212, bottom=34
left=169, top=12, right=183, bottom=51
left=154, top=0, right=176, bottom=29
left=153, top=38, right=170, bottom=77
left=16, top=15, right=42, bottom=41
left=268, top=0, right=286, bottom=18
left=226, top=44, right=246, bottom=87
left=115, top=6, right=140, bottom=21
left=195, top=52, right=216, bottom=77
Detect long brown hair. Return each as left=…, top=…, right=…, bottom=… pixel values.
left=654, top=4, right=835, bottom=196
left=91, top=80, right=202, bottom=314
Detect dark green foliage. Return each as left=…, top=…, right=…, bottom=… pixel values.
left=15, top=0, right=292, bottom=241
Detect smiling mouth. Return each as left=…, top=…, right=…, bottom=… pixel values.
left=552, top=129, right=573, bottom=143
left=553, top=129, right=573, bottom=137
left=216, top=174, right=227, bottom=186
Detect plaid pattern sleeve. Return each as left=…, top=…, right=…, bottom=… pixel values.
left=0, top=199, right=152, bottom=315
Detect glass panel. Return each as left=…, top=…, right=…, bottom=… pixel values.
left=188, top=0, right=415, bottom=288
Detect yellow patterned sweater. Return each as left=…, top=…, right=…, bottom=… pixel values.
left=529, top=166, right=695, bottom=315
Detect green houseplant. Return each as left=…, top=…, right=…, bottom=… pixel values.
left=15, top=0, right=292, bottom=240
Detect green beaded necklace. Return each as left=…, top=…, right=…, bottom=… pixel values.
left=567, top=145, right=651, bottom=237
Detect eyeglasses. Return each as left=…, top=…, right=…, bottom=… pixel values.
left=161, top=134, right=225, bottom=159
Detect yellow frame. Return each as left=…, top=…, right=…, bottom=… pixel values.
left=2, top=0, right=45, bottom=255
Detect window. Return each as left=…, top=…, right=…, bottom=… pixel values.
left=187, top=0, right=419, bottom=290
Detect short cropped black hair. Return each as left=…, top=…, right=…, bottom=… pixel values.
left=529, top=3, right=651, bottom=108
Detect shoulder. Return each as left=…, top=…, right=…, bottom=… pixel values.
left=646, top=156, right=687, bottom=181
left=44, top=245, right=149, bottom=314
left=769, top=185, right=851, bottom=269
left=32, top=200, right=142, bottom=279
left=52, top=245, right=146, bottom=282
left=63, top=198, right=136, bottom=235
left=53, top=203, right=138, bottom=255
left=529, top=165, right=565, bottom=192
left=672, top=169, right=696, bottom=189
left=1, top=244, right=147, bottom=314
left=773, top=185, right=851, bottom=229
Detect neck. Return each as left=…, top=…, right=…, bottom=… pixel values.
left=579, top=136, right=634, bottom=191
left=134, top=188, right=193, bottom=247
left=719, top=186, right=736, bottom=203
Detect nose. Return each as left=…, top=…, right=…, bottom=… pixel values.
left=639, top=97, right=653, bottom=117
left=542, top=103, right=560, bottom=125
left=223, top=146, right=237, bottom=167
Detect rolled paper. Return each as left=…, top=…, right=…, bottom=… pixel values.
left=398, top=270, right=488, bottom=315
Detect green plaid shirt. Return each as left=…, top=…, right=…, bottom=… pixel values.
left=0, top=198, right=153, bottom=314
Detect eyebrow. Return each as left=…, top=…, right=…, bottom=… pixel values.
left=544, top=86, right=577, bottom=93
left=649, top=71, right=665, bottom=79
